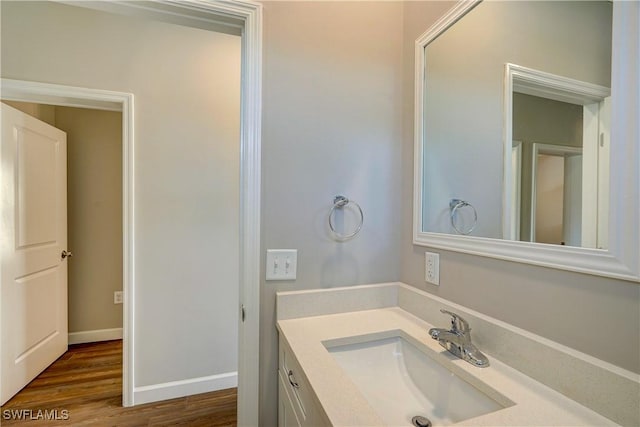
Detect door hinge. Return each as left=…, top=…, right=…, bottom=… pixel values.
left=241, top=304, right=246, bottom=322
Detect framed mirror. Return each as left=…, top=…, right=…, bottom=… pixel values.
left=413, top=0, right=639, bottom=281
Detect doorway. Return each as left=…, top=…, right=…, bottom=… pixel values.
left=504, top=63, right=610, bottom=249
left=0, top=0, right=262, bottom=422
left=530, top=143, right=583, bottom=246
left=2, top=101, right=125, bottom=347
left=0, top=90, right=133, bottom=407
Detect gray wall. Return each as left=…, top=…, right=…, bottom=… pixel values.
left=1, top=1, right=241, bottom=387
left=513, top=93, right=583, bottom=148
left=421, top=1, right=611, bottom=237
left=401, top=0, right=639, bottom=376
left=56, top=106, right=123, bottom=334
left=259, top=2, right=404, bottom=424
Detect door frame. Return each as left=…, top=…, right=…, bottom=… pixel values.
left=509, top=140, right=522, bottom=241
left=503, top=63, right=610, bottom=241
left=0, top=0, right=263, bottom=423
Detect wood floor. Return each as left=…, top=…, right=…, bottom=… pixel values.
left=1, top=340, right=237, bottom=426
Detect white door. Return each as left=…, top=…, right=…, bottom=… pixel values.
left=1, top=103, right=68, bottom=405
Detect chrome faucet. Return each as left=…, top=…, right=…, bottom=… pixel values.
left=428, top=309, right=490, bottom=368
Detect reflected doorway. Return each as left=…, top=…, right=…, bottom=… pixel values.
left=531, top=144, right=583, bottom=246
left=510, top=87, right=610, bottom=249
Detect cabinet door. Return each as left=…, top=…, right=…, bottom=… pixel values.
left=279, top=371, right=301, bottom=427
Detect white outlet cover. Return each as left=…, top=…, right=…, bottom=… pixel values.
left=114, top=291, right=124, bottom=304
left=266, top=249, right=298, bottom=281
left=425, top=252, right=440, bottom=286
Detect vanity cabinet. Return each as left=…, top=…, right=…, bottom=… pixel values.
left=278, top=337, right=327, bottom=427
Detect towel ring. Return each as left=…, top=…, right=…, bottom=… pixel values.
left=450, top=199, right=477, bottom=235
left=328, top=195, right=363, bottom=241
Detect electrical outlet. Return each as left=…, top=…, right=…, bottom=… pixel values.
left=266, top=249, right=298, bottom=280
left=114, top=291, right=123, bottom=304
left=425, top=252, right=440, bottom=285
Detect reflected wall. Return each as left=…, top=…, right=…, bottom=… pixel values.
left=422, top=1, right=611, bottom=240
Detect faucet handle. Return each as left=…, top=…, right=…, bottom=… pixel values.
left=440, top=309, right=470, bottom=334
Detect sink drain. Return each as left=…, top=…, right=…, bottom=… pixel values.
left=411, top=415, right=432, bottom=427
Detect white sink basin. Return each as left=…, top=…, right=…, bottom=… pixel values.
left=325, top=335, right=511, bottom=426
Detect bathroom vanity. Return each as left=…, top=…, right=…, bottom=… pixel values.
left=279, top=338, right=328, bottom=426
left=276, top=283, right=639, bottom=427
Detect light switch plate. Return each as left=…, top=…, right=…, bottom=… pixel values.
left=266, top=249, right=298, bottom=281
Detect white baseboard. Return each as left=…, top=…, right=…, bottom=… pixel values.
left=133, top=371, right=238, bottom=405
left=68, top=328, right=123, bottom=345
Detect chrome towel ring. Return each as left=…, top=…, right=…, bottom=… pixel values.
left=449, top=199, right=477, bottom=235
left=328, top=195, right=363, bottom=241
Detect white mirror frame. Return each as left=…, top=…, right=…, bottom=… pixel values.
left=413, top=0, right=640, bottom=282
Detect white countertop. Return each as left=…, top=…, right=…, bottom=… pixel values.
left=277, top=307, right=619, bottom=427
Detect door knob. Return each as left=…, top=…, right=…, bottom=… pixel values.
left=61, top=250, right=73, bottom=259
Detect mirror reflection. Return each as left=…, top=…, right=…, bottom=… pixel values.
left=421, top=1, right=612, bottom=249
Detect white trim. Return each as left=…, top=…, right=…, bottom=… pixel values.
left=122, top=91, right=135, bottom=408
left=509, top=63, right=610, bottom=105
left=232, top=3, right=262, bottom=425
left=413, top=1, right=640, bottom=282
left=1, top=83, right=125, bottom=112
left=68, top=328, right=123, bottom=345
left=0, top=78, right=137, bottom=404
left=509, top=141, right=522, bottom=241
left=56, top=0, right=244, bottom=36
left=596, top=97, right=611, bottom=250
left=531, top=143, right=583, bottom=157
left=582, top=103, right=600, bottom=248
left=414, top=0, right=481, bottom=49
left=133, top=372, right=238, bottom=406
